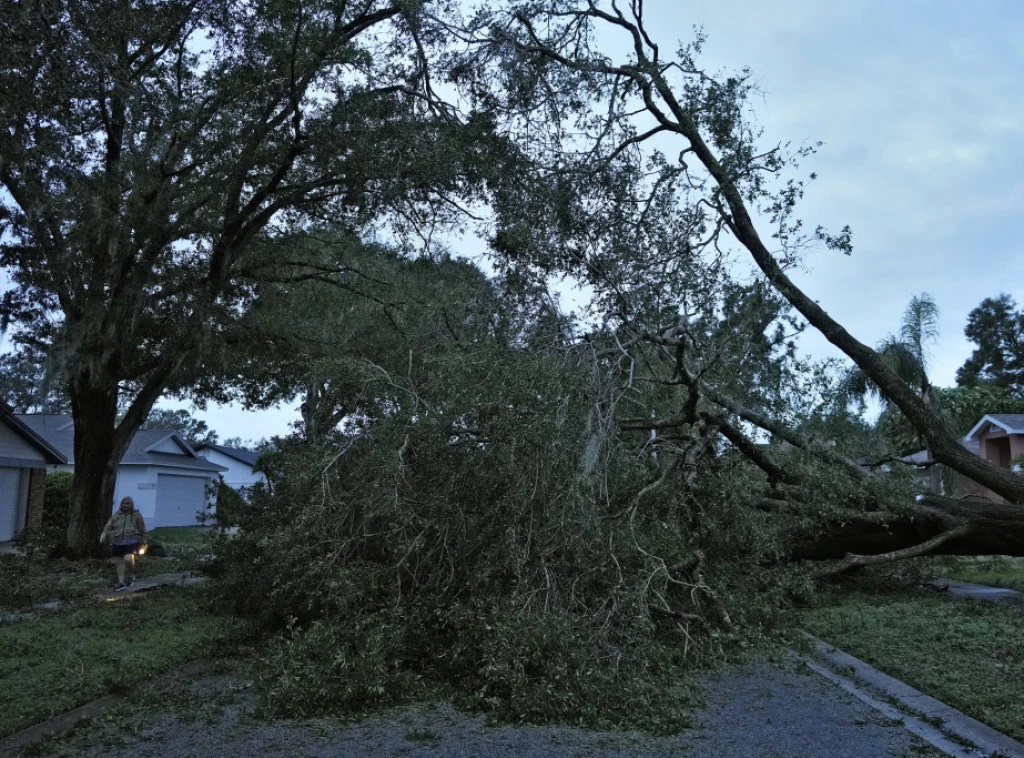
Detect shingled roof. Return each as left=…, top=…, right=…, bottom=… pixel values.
left=16, top=415, right=226, bottom=472
left=966, top=414, right=1024, bottom=440
left=197, top=443, right=259, bottom=468
left=0, top=403, right=67, bottom=464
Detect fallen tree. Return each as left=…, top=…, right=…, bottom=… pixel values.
left=450, top=1, right=1024, bottom=574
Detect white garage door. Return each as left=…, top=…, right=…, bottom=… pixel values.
left=153, top=474, right=207, bottom=528
left=0, top=467, right=23, bottom=542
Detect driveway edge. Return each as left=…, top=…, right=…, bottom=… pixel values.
left=800, top=633, right=1024, bottom=758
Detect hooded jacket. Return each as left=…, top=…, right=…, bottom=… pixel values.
left=101, top=509, right=146, bottom=545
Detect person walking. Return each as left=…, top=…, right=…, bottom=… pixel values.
left=99, top=496, right=147, bottom=591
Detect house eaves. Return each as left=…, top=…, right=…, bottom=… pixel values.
left=965, top=414, right=1024, bottom=441
left=1, top=402, right=68, bottom=464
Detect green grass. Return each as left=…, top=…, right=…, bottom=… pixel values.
left=0, top=555, right=111, bottom=610
left=0, top=588, right=234, bottom=738
left=921, top=555, right=1024, bottom=592
left=803, top=589, right=1024, bottom=741
left=148, top=526, right=216, bottom=551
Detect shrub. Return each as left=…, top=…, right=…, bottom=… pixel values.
left=15, top=471, right=74, bottom=556
left=212, top=479, right=247, bottom=527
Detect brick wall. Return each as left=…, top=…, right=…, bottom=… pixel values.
left=23, top=468, right=47, bottom=535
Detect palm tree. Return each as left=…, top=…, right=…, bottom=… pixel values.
left=842, top=293, right=939, bottom=409
left=842, top=293, right=942, bottom=489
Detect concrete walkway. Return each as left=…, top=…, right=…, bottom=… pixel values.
left=929, top=577, right=1024, bottom=606
left=98, top=572, right=207, bottom=601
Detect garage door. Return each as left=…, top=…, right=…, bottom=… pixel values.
left=153, top=474, right=207, bottom=528
left=0, top=468, right=22, bottom=542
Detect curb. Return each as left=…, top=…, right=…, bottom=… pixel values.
left=930, top=577, right=1024, bottom=607
left=799, top=633, right=1024, bottom=758
left=0, top=659, right=211, bottom=755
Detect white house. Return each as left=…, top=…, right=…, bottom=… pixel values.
left=16, top=415, right=227, bottom=528
left=196, top=444, right=266, bottom=495
left=0, top=402, right=67, bottom=541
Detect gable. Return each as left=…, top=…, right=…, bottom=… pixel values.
left=146, top=435, right=189, bottom=455
left=0, top=421, right=46, bottom=463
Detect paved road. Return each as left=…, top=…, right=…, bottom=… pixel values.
left=30, top=662, right=941, bottom=757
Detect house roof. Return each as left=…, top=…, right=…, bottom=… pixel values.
left=0, top=403, right=67, bottom=464
left=965, top=414, right=1024, bottom=440
left=15, top=414, right=226, bottom=472
left=197, top=443, right=259, bottom=468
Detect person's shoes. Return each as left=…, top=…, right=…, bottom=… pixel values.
left=113, top=583, right=127, bottom=591
left=127, top=576, right=136, bottom=587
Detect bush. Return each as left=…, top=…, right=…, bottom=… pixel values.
left=15, top=471, right=74, bottom=556
left=212, top=479, right=247, bottom=527
left=42, top=471, right=74, bottom=530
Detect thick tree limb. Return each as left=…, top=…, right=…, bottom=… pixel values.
left=815, top=524, right=971, bottom=577
left=792, top=495, right=1024, bottom=562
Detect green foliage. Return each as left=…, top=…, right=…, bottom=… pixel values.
left=212, top=480, right=247, bottom=528
left=841, top=293, right=938, bottom=413
left=0, top=348, right=69, bottom=414
left=957, top=294, right=1024, bottom=395
left=878, top=384, right=1024, bottom=456
left=14, top=472, right=75, bottom=557
left=211, top=319, right=799, bottom=729
left=143, top=408, right=218, bottom=448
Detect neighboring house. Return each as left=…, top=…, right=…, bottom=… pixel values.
left=0, top=401, right=67, bottom=541
left=965, top=414, right=1024, bottom=470
left=196, top=444, right=266, bottom=496
left=16, top=414, right=227, bottom=528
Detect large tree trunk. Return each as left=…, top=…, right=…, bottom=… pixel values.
left=65, top=378, right=128, bottom=557
left=791, top=495, right=1024, bottom=567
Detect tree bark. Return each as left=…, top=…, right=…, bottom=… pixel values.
left=65, top=379, right=123, bottom=557
left=790, top=495, right=1024, bottom=565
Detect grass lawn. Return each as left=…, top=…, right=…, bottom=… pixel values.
left=802, top=587, right=1024, bottom=741
left=0, top=587, right=236, bottom=738
left=916, top=555, right=1024, bottom=592
left=0, top=543, right=250, bottom=740
left=148, top=526, right=218, bottom=551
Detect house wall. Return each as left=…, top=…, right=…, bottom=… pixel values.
left=977, top=428, right=1024, bottom=468
left=200, top=450, right=265, bottom=491
left=0, top=423, right=46, bottom=464
left=113, top=466, right=220, bottom=525
left=113, top=466, right=160, bottom=521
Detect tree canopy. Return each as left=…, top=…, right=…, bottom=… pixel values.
left=0, top=0, right=510, bottom=554
left=957, top=294, right=1024, bottom=396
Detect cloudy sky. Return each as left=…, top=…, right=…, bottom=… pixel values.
left=190, top=0, right=1024, bottom=441
left=658, top=0, right=1024, bottom=377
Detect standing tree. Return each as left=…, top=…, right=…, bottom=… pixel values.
left=956, top=294, right=1024, bottom=396
left=143, top=408, right=218, bottom=449
left=0, top=0, right=503, bottom=554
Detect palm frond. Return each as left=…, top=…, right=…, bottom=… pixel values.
left=899, top=293, right=939, bottom=369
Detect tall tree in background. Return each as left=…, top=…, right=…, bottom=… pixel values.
left=232, top=231, right=554, bottom=442
left=0, top=348, right=70, bottom=414
left=143, top=408, right=218, bottom=449
left=957, top=294, right=1024, bottom=396
left=0, top=0, right=502, bottom=555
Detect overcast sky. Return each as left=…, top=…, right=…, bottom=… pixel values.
left=184, top=0, right=1024, bottom=442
